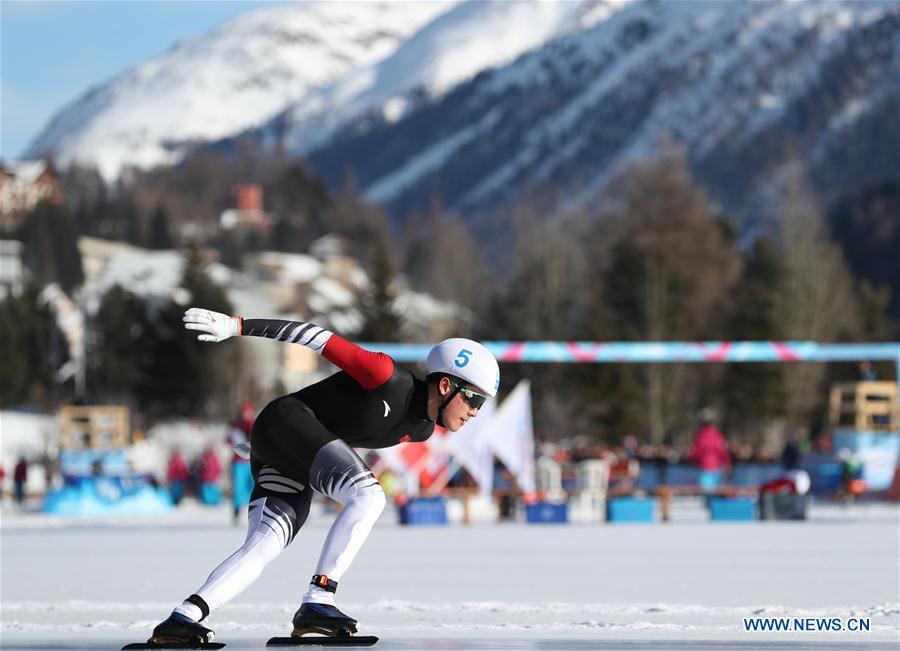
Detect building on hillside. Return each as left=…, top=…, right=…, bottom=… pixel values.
left=219, top=183, right=272, bottom=232
left=0, top=160, right=63, bottom=232
left=0, top=239, right=25, bottom=300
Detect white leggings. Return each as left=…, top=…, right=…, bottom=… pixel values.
left=176, top=440, right=385, bottom=619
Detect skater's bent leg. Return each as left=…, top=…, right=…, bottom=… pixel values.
left=313, top=479, right=385, bottom=581
left=303, top=440, right=386, bottom=605
left=174, top=488, right=311, bottom=621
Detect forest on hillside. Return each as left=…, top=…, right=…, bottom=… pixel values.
left=3, top=142, right=896, bottom=453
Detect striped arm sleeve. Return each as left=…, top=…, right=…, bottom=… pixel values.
left=241, top=318, right=332, bottom=353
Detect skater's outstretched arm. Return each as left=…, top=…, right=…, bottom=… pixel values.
left=183, top=307, right=394, bottom=389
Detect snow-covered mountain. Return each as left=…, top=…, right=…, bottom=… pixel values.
left=25, top=0, right=898, bottom=231
left=25, top=0, right=625, bottom=181
left=298, top=0, right=898, bottom=225
left=24, top=0, right=456, bottom=180
left=275, top=0, right=631, bottom=153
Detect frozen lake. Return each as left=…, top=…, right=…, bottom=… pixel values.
left=2, top=500, right=898, bottom=651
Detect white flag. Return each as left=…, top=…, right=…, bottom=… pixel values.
left=488, top=380, right=535, bottom=494
left=445, top=398, right=497, bottom=498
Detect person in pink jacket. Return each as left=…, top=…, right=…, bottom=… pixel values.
left=166, top=449, right=190, bottom=506
left=197, top=446, right=222, bottom=506
left=686, top=408, right=731, bottom=491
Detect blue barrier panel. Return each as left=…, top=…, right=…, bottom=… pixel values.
left=398, top=496, right=448, bottom=525
left=731, top=464, right=784, bottom=487
left=607, top=497, right=654, bottom=523
left=59, top=450, right=129, bottom=475
left=709, top=497, right=756, bottom=521
left=805, top=462, right=843, bottom=494
left=665, top=465, right=702, bottom=486
left=43, top=476, right=172, bottom=516
left=525, top=501, right=569, bottom=524
left=635, top=462, right=843, bottom=492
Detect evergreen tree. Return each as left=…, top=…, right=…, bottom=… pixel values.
left=266, top=161, right=332, bottom=251
left=0, top=290, right=32, bottom=406
left=0, top=282, right=64, bottom=407
left=215, top=230, right=244, bottom=270
left=358, top=233, right=401, bottom=342
left=402, top=199, right=491, bottom=315
left=598, top=146, right=741, bottom=443
left=722, top=237, right=786, bottom=445
left=828, top=181, right=900, bottom=319
left=138, top=243, right=234, bottom=420
left=147, top=204, right=174, bottom=250
left=856, top=280, right=895, bottom=342
left=87, top=285, right=149, bottom=406
left=18, top=200, right=84, bottom=293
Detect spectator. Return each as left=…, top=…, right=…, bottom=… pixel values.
left=228, top=400, right=256, bottom=524
left=837, top=448, right=865, bottom=503
left=198, top=446, right=222, bottom=506
left=857, top=360, right=877, bottom=381
left=167, top=449, right=190, bottom=506
left=571, top=436, right=593, bottom=463
left=42, top=456, right=60, bottom=493
left=686, top=408, right=731, bottom=491
left=781, top=433, right=803, bottom=471
left=13, top=457, right=28, bottom=505
left=227, top=401, right=256, bottom=523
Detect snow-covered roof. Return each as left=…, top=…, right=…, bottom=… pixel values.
left=253, top=251, right=322, bottom=283
left=1, top=160, right=50, bottom=184
left=86, top=250, right=184, bottom=304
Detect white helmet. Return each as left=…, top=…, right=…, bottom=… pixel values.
left=426, top=338, right=500, bottom=397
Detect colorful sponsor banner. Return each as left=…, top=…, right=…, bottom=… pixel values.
left=357, top=341, right=900, bottom=364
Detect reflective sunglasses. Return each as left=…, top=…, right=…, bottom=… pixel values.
left=449, top=380, right=488, bottom=410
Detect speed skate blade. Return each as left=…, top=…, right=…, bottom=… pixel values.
left=267, top=636, right=378, bottom=647
left=122, top=644, right=226, bottom=650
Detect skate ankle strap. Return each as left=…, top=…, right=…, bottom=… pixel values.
left=186, top=594, right=210, bottom=621
left=311, top=574, right=338, bottom=593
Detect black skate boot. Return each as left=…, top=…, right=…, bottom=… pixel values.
left=291, top=603, right=358, bottom=637
left=148, top=612, right=215, bottom=646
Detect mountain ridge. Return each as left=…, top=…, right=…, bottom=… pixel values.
left=297, top=0, right=898, bottom=228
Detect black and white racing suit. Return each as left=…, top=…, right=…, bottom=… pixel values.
left=174, top=319, right=435, bottom=622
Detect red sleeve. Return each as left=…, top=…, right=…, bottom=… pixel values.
left=322, top=334, right=395, bottom=389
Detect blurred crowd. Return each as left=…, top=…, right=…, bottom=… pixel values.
left=0, top=398, right=876, bottom=512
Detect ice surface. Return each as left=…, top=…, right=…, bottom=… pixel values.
left=1, top=500, right=897, bottom=650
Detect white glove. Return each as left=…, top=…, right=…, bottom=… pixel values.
left=183, top=307, right=240, bottom=343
